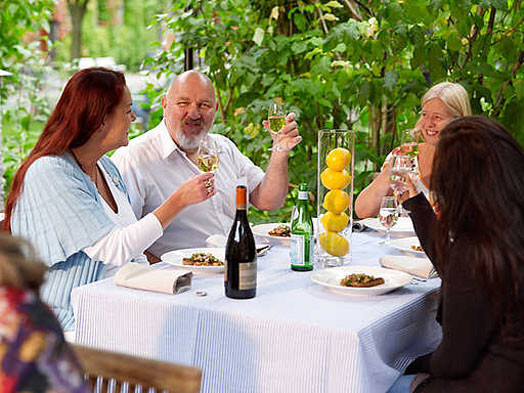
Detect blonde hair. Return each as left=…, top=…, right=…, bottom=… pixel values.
left=414, top=82, right=472, bottom=139
left=0, top=234, right=46, bottom=291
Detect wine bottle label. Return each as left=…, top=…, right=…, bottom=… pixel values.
left=238, top=261, right=257, bottom=290
left=290, top=234, right=313, bottom=266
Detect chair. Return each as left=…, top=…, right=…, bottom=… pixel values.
left=72, top=345, right=202, bottom=393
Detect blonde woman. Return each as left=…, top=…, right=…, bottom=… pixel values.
left=355, top=82, right=472, bottom=219
left=0, top=234, right=88, bottom=393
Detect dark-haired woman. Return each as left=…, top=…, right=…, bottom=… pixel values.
left=3, top=68, right=215, bottom=335
left=388, top=116, right=524, bottom=392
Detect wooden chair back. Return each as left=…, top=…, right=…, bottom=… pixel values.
left=72, top=345, right=202, bottom=393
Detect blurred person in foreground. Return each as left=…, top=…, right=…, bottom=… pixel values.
left=388, top=116, right=524, bottom=392
left=355, top=82, right=471, bottom=218
left=0, top=234, right=88, bottom=393
left=112, top=70, right=302, bottom=259
left=3, top=68, right=213, bottom=333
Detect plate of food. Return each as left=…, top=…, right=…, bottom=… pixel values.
left=389, top=236, right=426, bottom=256
left=251, top=223, right=291, bottom=245
left=311, top=266, right=412, bottom=296
left=361, top=217, right=415, bottom=235
left=161, top=248, right=225, bottom=273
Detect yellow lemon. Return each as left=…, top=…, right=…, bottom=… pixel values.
left=318, top=231, right=349, bottom=257
left=326, top=148, right=351, bottom=171
left=320, top=212, right=349, bottom=232
left=322, top=189, right=349, bottom=214
left=320, top=168, right=351, bottom=190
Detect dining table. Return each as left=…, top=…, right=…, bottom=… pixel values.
left=71, top=225, right=442, bottom=393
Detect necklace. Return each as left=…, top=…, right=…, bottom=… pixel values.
left=69, top=149, right=99, bottom=187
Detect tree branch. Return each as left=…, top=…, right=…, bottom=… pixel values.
left=341, top=0, right=363, bottom=22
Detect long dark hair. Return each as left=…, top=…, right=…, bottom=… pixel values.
left=3, top=67, right=126, bottom=232
left=431, top=116, right=524, bottom=322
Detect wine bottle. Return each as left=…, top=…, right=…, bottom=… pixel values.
left=225, top=185, right=257, bottom=299
left=290, top=183, right=314, bottom=271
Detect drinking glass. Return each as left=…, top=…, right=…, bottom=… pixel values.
left=390, top=155, right=416, bottom=193
left=398, top=128, right=422, bottom=158
left=197, top=136, right=219, bottom=173
left=267, top=101, right=286, bottom=152
left=379, top=196, right=398, bottom=245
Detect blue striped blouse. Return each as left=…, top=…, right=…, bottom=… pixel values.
left=11, top=153, right=129, bottom=331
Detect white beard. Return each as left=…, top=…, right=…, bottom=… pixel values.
left=175, top=129, right=205, bottom=151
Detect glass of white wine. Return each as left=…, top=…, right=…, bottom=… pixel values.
left=198, top=136, right=219, bottom=173
left=379, top=196, right=399, bottom=245
left=268, top=101, right=286, bottom=152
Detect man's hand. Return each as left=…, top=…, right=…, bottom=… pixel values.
left=263, top=112, right=302, bottom=153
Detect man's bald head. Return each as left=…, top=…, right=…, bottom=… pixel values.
left=162, top=70, right=217, bottom=152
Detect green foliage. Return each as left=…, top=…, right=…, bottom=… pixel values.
left=147, top=0, right=523, bottom=223
left=0, top=0, right=54, bottom=200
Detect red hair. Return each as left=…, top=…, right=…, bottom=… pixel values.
left=3, top=67, right=126, bottom=232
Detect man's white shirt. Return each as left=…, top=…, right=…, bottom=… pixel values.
left=112, top=121, right=264, bottom=256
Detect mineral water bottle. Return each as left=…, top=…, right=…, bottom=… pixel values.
left=290, top=183, right=314, bottom=271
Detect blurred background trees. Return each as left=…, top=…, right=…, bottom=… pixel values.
left=1, top=0, right=523, bottom=222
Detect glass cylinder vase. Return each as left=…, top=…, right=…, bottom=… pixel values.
left=315, top=129, right=355, bottom=267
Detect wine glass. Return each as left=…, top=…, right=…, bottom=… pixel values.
left=268, top=101, right=286, bottom=152
left=197, top=136, right=219, bottom=173
left=398, top=128, right=422, bottom=158
left=379, top=196, right=398, bottom=245
left=390, top=155, right=416, bottom=193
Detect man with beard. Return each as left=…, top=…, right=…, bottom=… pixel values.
left=112, top=70, right=301, bottom=260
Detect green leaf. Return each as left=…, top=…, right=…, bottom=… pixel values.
left=515, top=80, right=524, bottom=101
left=334, top=43, right=346, bottom=52
left=446, top=31, right=462, bottom=52
left=291, top=41, right=308, bottom=54
left=325, top=1, right=344, bottom=8
left=294, top=13, right=307, bottom=32
left=253, top=27, right=265, bottom=46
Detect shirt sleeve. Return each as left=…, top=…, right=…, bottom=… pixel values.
left=218, top=135, right=265, bottom=193
left=111, top=148, right=146, bottom=219
left=82, top=213, right=163, bottom=266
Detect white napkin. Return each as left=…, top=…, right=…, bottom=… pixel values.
left=380, top=255, right=437, bottom=279
left=114, top=263, right=192, bottom=294
left=206, top=234, right=227, bottom=248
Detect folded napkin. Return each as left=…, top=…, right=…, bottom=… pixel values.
left=114, top=263, right=192, bottom=294
left=380, top=255, right=438, bottom=279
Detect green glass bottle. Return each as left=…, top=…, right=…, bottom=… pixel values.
left=290, top=183, right=314, bottom=271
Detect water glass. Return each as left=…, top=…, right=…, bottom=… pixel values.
left=379, top=196, right=398, bottom=245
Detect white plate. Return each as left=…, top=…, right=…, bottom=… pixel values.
left=311, top=266, right=412, bottom=296
left=362, top=217, right=415, bottom=235
left=389, top=236, right=426, bottom=255
left=161, top=248, right=225, bottom=273
left=251, top=223, right=291, bottom=246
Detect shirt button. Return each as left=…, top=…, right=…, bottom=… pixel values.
left=113, top=176, right=119, bottom=183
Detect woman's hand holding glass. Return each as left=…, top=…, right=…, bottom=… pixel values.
left=390, top=155, right=417, bottom=193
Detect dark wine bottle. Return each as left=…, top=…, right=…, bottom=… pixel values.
left=225, top=185, right=257, bottom=299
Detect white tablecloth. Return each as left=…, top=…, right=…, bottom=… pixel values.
left=71, top=231, right=442, bottom=393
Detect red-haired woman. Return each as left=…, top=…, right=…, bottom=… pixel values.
left=388, top=117, right=524, bottom=392
left=3, top=68, right=215, bottom=336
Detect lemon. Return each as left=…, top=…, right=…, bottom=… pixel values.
left=321, top=212, right=349, bottom=232
left=318, top=231, right=349, bottom=257
left=320, top=168, right=351, bottom=190
left=326, top=148, right=351, bottom=171
left=322, top=189, right=349, bottom=214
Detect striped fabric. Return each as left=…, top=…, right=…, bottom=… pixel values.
left=72, top=232, right=442, bottom=393
left=11, top=153, right=128, bottom=331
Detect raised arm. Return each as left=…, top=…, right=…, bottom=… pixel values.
left=250, top=113, right=302, bottom=210
left=354, top=163, right=393, bottom=218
